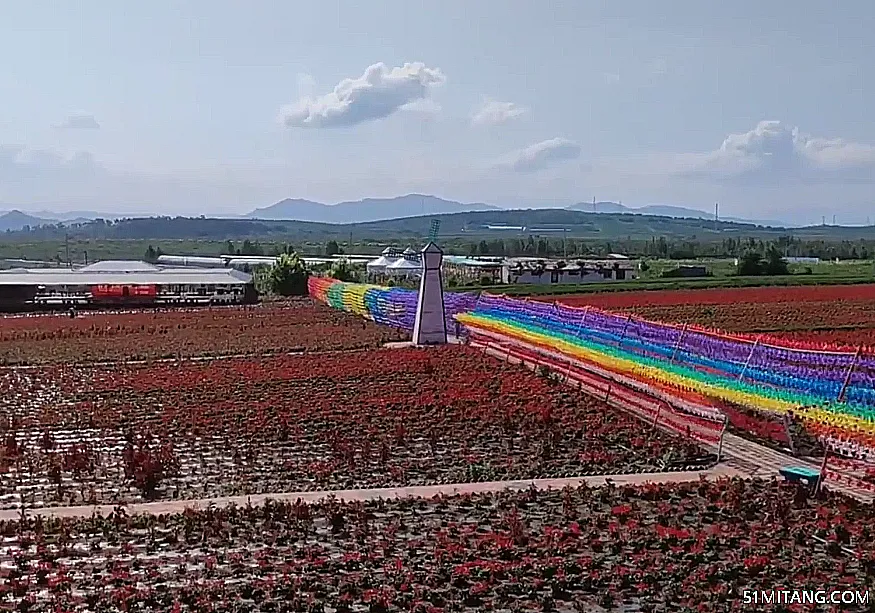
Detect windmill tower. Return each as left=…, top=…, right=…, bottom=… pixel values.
left=412, top=241, right=447, bottom=345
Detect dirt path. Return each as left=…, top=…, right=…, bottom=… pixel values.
left=0, top=465, right=743, bottom=521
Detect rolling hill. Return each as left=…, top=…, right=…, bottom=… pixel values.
left=3, top=209, right=874, bottom=243
left=247, top=194, right=499, bottom=223
left=0, top=210, right=54, bottom=232
left=565, top=201, right=788, bottom=226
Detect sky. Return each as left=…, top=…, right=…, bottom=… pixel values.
left=0, top=0, right=873, bottom=224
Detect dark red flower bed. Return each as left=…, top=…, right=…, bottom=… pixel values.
left=0, top=346, right=707, bottom=509
left=552, top=284, right=875, bottom=309
left=0, top=478, right=872, bottom=612
left=549, top=285, right=875, bottom=349
left=0, top=299, right=407, bottom=365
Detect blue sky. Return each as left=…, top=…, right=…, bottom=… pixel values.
left=0, top=1, right=872, bottom=224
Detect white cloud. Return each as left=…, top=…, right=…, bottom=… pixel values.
left=0, top=145, right=99, bottom=181
left=55, top=114, right=100, bottom=130
left=498, top=138, right=582, bottom=173
left=685, top=120, right=875, bottom=183
left=471, top=98, right=527, bottom=126
left=400, top=98, right=442, bottom=114
left=279, top=62, right=446, bottom=128
left=296, top=73, right=317, bottom=98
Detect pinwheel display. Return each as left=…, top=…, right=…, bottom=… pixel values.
left=311, top=279, right=875, bottom=469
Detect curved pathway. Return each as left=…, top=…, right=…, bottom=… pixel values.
left=0, top=465, right=743, bottom=521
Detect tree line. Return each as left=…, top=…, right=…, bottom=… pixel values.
left=460, top=235, right=875, bottom=260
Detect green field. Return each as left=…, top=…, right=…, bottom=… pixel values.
left=462, top=270, right=875, bottom=297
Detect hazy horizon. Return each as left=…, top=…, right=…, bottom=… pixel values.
left=1, top=1, right=873, bottom=224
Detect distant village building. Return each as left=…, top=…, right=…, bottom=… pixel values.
left=502, top=258, right=638, bottom=285
left=662, top=265, right=708, bottom=278
left=442, top=256, right=503, bottom=284
left=0, top=260, right=256, bottom=310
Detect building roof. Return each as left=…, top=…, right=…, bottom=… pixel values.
left=387, top=257, right=421, bottom=269
left=0, top=267, right=252, bottom=286
left=366, top=256, right=395, bottom=270
left=80, top=260, right=160, bottom=272
left=156, top=255, right=228, bottom=267
left=444, top=256, right=502, bottom=268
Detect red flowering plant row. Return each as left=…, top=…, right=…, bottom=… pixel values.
left=553, top=284, right=875, bottom=310
left=612, top=300, right=875, bottom=335
left=0, top=299, right=407, bottom=366
left=1, top=478, right=872, bottom=612
left=0, top=346, right=708, bottom=509
left=550, top=284, right=875, bottom=351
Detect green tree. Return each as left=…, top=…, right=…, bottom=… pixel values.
left=763, top=246, right=790, bottom=275
left=143, top=245, right=163, bottom=263
left=224, top=240, right=235, bottom=255
left=240, top=239, right=264, bottom=256
left=328, top=259, right=358, bottom=282
left=268, top=253, right=310, bottom=296
left=737, top=251, right=763, bottom=276
left=326, top=240, right=341, bottom=256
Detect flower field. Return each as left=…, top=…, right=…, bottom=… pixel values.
left=551, top=284, right=875, bottom=347
left=0, top=346, right=708, bottom=510
left=1, top=478, right=872, bottom=612
left=0, top=299, right=407, bottom=365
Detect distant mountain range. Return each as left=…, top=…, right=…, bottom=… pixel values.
left=246, top=194, right=500, bottom=224
left=0, top=210, right=54, bottom=232
left=565, top=201, right=789, bottom=227
left=248, top=195, right=789, bottom=226
left=0, top=194, right=832, bottom=231
left=0, top=209, right=144, bottom=232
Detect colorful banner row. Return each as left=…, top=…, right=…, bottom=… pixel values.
left=307, top=277, right=478, bottom=334
left=309, top=278, right=875, bottom=456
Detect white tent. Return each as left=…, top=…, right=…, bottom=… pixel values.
left=366, top=247, right=401, bottom=275
left=386, top=255, right=422, bottom=277
left=366, top=255, right=395, bottom=274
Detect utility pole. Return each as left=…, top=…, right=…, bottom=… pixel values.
left=65, top=232, right=70, bottom=268
left=822, top=216, right=826, bottom=226
left=832, top=214, right=836, bottom=226
left=714, top=202, right=719, bottom=231
left=592, top=196, right=596, bottom=213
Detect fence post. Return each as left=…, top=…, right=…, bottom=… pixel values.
left=737, top=336, right=761, bottom=383
left=574, top=306, right=591, bottom=339
left=815, top=446, right=830, bottom=496
left=783, top=413, right=796, bottom=456
left=717, top=415, right=729, bottom=462
left=563, top=355, right=574, bottom=384
left=618, top=314, right=634, bottom=348
left=837, top=346, right=862, bottom=403
left=651, top=400, right=663, bottom=431
left=472, top=291, right=484, bottom=314
left=669, top=324, right=688, bottom=364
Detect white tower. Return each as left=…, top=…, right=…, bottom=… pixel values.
left=412, top=242, right=447, bottom=345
